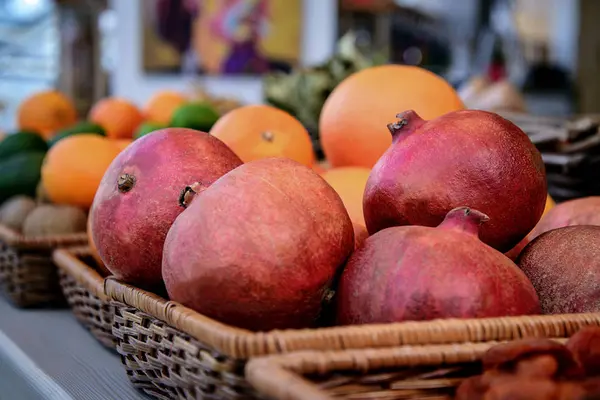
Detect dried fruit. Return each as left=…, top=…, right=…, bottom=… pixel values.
left=482, top=379, right=557, bottom=400
left=567, top=327, right=600, bottom=376
left=482, top=338, right=582, bottom=379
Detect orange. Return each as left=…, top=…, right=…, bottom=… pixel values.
left=144, top=91, right=187, bottom=124
left=319, top=65, right=464, bottom=168
left=89, top=97, right=143, bottom=139
left=543, top=194, right=555, bottom=217
left=41, top=134, right=121, bottom=209
left=209, top=105, right=314, bottom=166
left=321, top=167, right=371, bottom=226
left=17, top=90, right=77, bottom=140
left=113, top=139, right=133, bottom=152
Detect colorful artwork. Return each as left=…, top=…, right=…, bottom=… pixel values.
left=142, top=0, right=302, bottom=75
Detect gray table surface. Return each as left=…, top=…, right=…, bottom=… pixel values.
left=0, top=297, right=148, bottom=400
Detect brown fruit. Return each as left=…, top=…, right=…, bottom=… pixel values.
left=22, top=205, right=87, bottom=237
left=514, top=355, right=560, bottom=379
left=566, top=327, right=600, bottom=376
left=455, top=375, right=488, bottom=400
left=482, top=379, right=558, bottom=400
left=0, top=196, right=36, bottom=232
left=482, top=338, right=582, bottom=379
left=519, top=225, right=600, bottom=314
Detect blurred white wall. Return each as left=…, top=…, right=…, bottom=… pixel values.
left=515, top=0, right=579, bottom=72
left=108, top=0, right=338, bottom=106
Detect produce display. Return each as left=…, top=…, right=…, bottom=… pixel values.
left=456, top=327, right=600, bottom=399
left=74, top=63, right=600, bottom=336
left=4, top=61, right=600, bottom=376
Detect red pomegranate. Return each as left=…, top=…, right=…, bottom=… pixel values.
left=519, top=225, right=600, bottom=314
left=90, top=128, right=242, bottom=287
left=336, top=207, right=540, bottom=325
left=529, top=196, right=600, bottom=240
left=162, top=158, right=354, bottom=331
left=363, top=110, right=547, bottom=252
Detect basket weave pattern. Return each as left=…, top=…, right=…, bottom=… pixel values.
left=113, top=304, right=259, bottom=399
left=0, top=239, right=62, bottom=307
left=245, top=339, right=573, bottom=400
left=106, top=278, right=600, bottom=400
left=55, top=247, right=115, bottom=349
left=0, top=224, right=88, bottom=308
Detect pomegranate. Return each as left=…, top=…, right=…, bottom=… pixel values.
left=363, top=109, right=547, bottom=252
left=90, top=128, right=242, bottom=287
left=336, top=207, right=540, bottom=325
left=529, top=196, right=600, bottom=240
left=162, top=158, right=354, bottom=331
left=519, top=225, right=600, bottom=314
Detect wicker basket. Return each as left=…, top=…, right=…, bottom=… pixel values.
left=53, top=246, right=115, bottom=350
left=245, top=338, right=575, bottom=400
left=105, top=278, right=600, bottom=400
left=0, top=223, right=88, bottom=307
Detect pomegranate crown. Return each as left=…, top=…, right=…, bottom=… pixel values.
left=386, top=110, right=425, bottom=142
left=439, top=206, right=490, bottom=237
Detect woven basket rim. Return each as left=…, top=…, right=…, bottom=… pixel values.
left=0, top=222, right=88, bottom=249
left=52, top=246, right=107, bottom=300
left=104, top=277, right=600, bottom=359
left=244, top=338, right=568, bottom=400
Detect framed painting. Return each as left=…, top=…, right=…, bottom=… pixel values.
left=141, top=0, right=302, bottom=75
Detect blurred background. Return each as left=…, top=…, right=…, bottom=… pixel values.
left=1, top=0, right=598, bottom=130
left=1, top=0, right=600, bottom=205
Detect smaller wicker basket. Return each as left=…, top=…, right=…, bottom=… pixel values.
left=53, top=246, right=115, bottom=350
left=105, top=278, right=600, bottom=400
left=0, top=223, right=88, bottom=307
left=246, top=338, right=572, bottom=400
